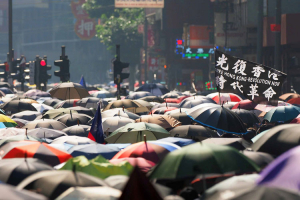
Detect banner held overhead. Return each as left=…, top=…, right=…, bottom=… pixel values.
left=115, top=0, right=164, bottom=8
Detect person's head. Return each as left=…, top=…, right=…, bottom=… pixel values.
left=179, top=187, right=199, bottom=200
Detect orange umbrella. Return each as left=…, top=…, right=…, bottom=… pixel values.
left=1, top=141, right=72, bottom=166
left=279, top=93, right=300, bottom=101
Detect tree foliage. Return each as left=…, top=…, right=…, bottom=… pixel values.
left=83, top=0, right=144, bottom=63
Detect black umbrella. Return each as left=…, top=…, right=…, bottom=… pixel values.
left=179, top=98, right=216, bottom=108
left=27, top=127, right=68, bottom=140
left=250, top=124, right=300, bottom=156
left=55, top=113, right=92, bottom=127
left=126, top=91, right=152, bottom=99
left=23, top=119, right=68, bottom=130
left=140, top=96, right=164, bottom=103
left=241, top=150, right=274, bottom=168
left=165, top=108, right=193, bottom=125
left=101, top=108, right=140, bottom=120
left=136, top=83, right=169, bottom=96
left=62, top=125, right=91, bottom=137
left=202, top=138, right=252, bottom=151
left=16, top=170, right=108, bottom=199
left=0, top=87, right=13, bottom=94
left=67, top=106, right=95, bottom=117
left=0, top=158, right=53, bottom=186
left=0, top=100, right=37, bottom=115
left=169, top=125, right=218, bottom=141
left=0, top=183, right=47, bottom=200
left=161, top=92, right=182, bottom=99
left=43, top=99, right=62, bottom=107
left=11, top=111, right=41, bottom=121
left=0, top=82, right=10, bottom=88
left=232, top=109, right=260, bottom=128
left=76, top=97, right=104, bottom=109
left=187, top=104, right=247, bottom=134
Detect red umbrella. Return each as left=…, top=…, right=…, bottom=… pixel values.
left=1, top=141, right=72, bottom=166
left=112, top=141, right=180, bottom=165
left=164, top=96, right=189, bottom=104
left=207, top=93, right=243, bottom=104
left=110, top=157, right=154, bottom=173
left=287, top=98, right=300, bottom=105
left=290, top=118, right=300, bottom=124
left=232, top=99, right=257, bottom=110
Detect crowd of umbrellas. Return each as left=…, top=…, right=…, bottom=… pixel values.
left=0, top=81, right=300, bottom=199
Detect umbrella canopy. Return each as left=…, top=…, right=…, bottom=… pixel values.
left=92, top=90, right=112, bottom=98
left=62, top=125, right=90, bottom=137
left=110, top=158, right=154, bottom=174
left=102, top=116, right=135, bottom=134
left=0, top=158, right=53, bottom=186
left=136, top=83, right=169, bottom=96
left=250, top=124, right=300, bottom=156
left=0, top=184, right=47, bottom=200
left=112, top=141, right=180, bottom=165
left=205, top=185, right=300, bottom=200
left=151, top=103, right=180, bottom=110
left=76, top=97, right=102, bottom=109
left=11, top=111, right=41, bottom=121
left=279, top=93, right=300, bottom=101
left=263, top=105, right=300, bottom=122
left=0, top=134, right=43, bottom=147
left=0, top=114, right=18, bottom=128
left=140, top=96, right=164, bottom=103
left=23, top=119, right=67, bottom=130
left=287, top=97, right=300, bottom=104
left=56, top=186, right=121, bottom=200
left=50, top=82, right=90, bottom=100
left=257, top=146, right=300, bottom=191
left=43, top=98, right=62, bottom=107
left=1, top=141, right=72, bottom=166
left=157, top=137, right=195, bottom=147
left=202, top=138, right=252, bottom=151
left=241, top=150, right=274, bottom=168
left=165, top=108, right=192, bottom=125
left=9, top=118, right=29, bottom=128
left=232, top=109, right=260, bottom=127
left=16, top=170, right=108, bottom=199
left=68, top=143, right=120, bottom=159
left=133, top=99, right=153, bottom=109
left=161, top=92, right=182, bottom=99
left=126, top=91, right=152, bottom=99
left=186, top=104, right=247, bottom=134
left=67, top=106, right=94, bottom=117
left=27, top=127, right=68, bottom=140
left=60, top=155, right=133, bottom=180
left=51, top=136, right=97, bottom=145
left=55, top=113, right=92, bottom=127
left=136, top=114, right=182, bottom=130
left=149, top=143, right=259, bottom=180
left=101, top=108, right=140, bottom=120
left=169, top=125, right=218, bottom=141
left=24, top=89, right=51, bottom=98
left=105, top=122, right=170, bottom=144
left=103, top=99, right=149, bottom=114
left=19, top=98, right=38, bottom=104
left=0, top=87, right=13, bottom=94
left=179, top=98, right=216, bottom=108
left=31, top=103, right=53, bottom=113
left=207, top=92, right=243, bottom=104
left=42, top=108, right=78, bottom=119
left=0, top=100, right=37, bottom=115
left=0, top=127, right=26, bottom=139
left=54, top=99, right=80, bottom=109
left=232, top=99, right=258, bottom=110
left=151, top=107, right=178, bottom=114
left=0, top=82, right=10, bottom=88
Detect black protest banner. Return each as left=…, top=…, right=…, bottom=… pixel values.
left=215, top=50, right=287, bottom=104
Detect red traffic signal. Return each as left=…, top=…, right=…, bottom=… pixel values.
left=40, top=59, right=46, bottom=67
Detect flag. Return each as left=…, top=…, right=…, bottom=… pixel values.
left=215, top=50, right=287, bottom=104
left=79, top=75, right=86, bottom=88
left=88, top=103, right=105, bottom=143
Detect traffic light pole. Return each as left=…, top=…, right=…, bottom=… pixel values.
left=8, top=0, right=12, bottom=75
left=116, top=45, right=121, bottom=100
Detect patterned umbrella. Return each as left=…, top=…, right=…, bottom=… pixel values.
left=1, top=141, right=72, bottom=166
left=0, top=114, right=18, bottom=128
left=207, top=92, right=243, bottom=104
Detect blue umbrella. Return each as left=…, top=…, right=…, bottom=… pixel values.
left=157, top=137, right=195, bottom=147
left=106, top=143, right=131, bottom=150
left=68, top=144, right=120, bottom=159
left=263, top=105, right=300, bottom=122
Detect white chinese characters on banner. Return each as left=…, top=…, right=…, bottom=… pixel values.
left=263, top=87, right=276, bottom=101
left=216, top=75, right=227, bottom=90
left=252, top=66, right=265, bottom=78
left=216, top=54, right=229, bottom=70
left=230, top=81, right=243, bottom=93
left=247, top=83, right=259, bottom=100
left=232, top=60, right=247, bottom=75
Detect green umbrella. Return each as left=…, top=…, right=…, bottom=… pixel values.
left=105, top=122, right=170, bottom=144
left=0, top=134, right=44, bottom=147
left=42, top=108, right=78, bottom=119
left=60, top=155, right=133, bottom=179
left=263, top=105, right=300, bottom=122
left=149, top=143, right=260, bottom=180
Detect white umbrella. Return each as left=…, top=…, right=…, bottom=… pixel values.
left=32, top=103, right=54, bottom=113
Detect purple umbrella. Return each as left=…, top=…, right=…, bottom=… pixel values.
left=257, top=146, right=300, bottom=191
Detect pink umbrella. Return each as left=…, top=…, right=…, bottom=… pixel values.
left=110, top=157, right=154, bottom=173
left=207, top=92, right=243, bottom=104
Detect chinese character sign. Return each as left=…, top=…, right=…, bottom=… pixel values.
left=215, top=50, right=286, bottom=103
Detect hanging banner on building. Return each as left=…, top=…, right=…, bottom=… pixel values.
left=215, top=50, right=287, bottom=104
left=115, top=0, right=164, bottom=8
left=189, top=25, right=214, bottom=49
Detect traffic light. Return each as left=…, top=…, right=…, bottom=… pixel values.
left=113, top=60, right=130, bottom=84
left=0, top=62, right=9, bottom=82
left=54, top=46, right=70, bottom=82
left=39, top=56, right=52, bottom=83
left=24, top=62, right=30, bottom=83
left=11, top=57, right=22, bottom=73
